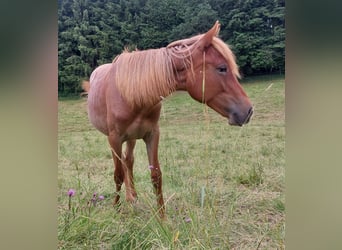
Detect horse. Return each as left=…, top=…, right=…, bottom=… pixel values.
left=82, top=21, right=253, bottom=217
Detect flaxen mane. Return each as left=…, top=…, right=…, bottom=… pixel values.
left=114, top=34, right=240, bottom=108
left=114, top=48, right=178, bottom=108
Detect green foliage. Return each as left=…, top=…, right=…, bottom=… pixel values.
left=235, top=163, right=264, bottom=187
left=226, top=0, right=285, bottom=75
left=58, top=0, right=285, bottom=96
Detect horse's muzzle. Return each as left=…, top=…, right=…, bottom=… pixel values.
left=229, top=106, right=253, bottom=126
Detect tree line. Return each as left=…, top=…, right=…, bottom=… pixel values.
left=58, top=0, right=285, bottom=96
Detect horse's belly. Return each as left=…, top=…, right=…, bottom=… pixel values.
left=88, top=106, right=108, bottom=135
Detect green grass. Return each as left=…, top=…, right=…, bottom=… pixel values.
left=58, top=75, right=285, bottom=249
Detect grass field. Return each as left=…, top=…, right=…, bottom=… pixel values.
left=58, top=75, right=285, bottom=249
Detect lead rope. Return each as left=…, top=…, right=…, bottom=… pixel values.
left=201, top=51, right=210, bottom=206
left=201, top=51, right=206, bottom=103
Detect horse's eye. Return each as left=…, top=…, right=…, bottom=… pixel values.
left=217, top=65, right=227, bottom=74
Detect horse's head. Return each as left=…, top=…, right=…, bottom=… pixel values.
left=169, top=21, right=253, bottom=126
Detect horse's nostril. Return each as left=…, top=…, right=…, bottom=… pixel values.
left=248, top=107, right=253, bottom=116
left=244, top=107, right=253, bottom=124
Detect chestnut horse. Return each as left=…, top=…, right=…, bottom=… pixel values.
left=83, top=21, right=253, bottom=217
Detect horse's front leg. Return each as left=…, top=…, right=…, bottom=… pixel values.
left=123, top=139, right=137, bottom=202
left=108, top=134, right=123, bottom=206
left=144, top=125, right=165, bottom=218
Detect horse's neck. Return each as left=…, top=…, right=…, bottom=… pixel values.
left=175, top=79, right=187, bottom=91
left=167, top=47, right=192, bottom=92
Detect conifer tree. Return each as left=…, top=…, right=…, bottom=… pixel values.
left=58, top=0, right=284, bottom=96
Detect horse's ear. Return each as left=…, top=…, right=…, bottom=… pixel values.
left=193, top=21, right=220, bottom=52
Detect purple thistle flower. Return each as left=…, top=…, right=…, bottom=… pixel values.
left=93, top=192, right=97, bottom=198
left=148, top=165, right=154, bottom=170
left=184, top=217, right=192, bottom=223
left=68, top=189, right=76, bottom=197
left=99, top=195, right=104, bottom=200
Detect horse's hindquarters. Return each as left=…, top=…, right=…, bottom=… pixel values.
left=87, top=64, right=112, bottom=136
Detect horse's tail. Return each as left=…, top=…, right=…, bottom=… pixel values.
left=80, top=80, right=90, bottom=97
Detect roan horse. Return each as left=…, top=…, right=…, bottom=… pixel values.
left=82, top=21, right=253, bottom=217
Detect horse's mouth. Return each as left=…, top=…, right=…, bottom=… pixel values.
left=227, top=107, right=253, bottom=126
left=228, top=119, right=243, bottom=126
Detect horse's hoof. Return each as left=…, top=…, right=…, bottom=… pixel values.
left=126, top=196, right=138, bottom=204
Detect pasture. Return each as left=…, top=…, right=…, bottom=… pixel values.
left=58, top=75, right=285, bottom=249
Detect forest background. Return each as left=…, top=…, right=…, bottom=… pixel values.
left=58, top=0, right=285, bottom=96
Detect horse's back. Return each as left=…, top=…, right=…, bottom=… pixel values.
left=88, top=63, right=112, bottom=135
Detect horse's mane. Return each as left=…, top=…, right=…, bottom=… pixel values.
left=114, top=34, right=240, bottom=108
left=114, top=48, right=178, bottom=108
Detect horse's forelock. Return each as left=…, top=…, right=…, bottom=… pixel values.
left=168, top=35, right=240, bottom=79
left=211, top=37, right=241, bottom=79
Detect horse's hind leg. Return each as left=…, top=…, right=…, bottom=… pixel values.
left=108, top=135, right=123, bottom=206
left=123, top=140, right=137, bottom=202
left=144, top=126, right=165, bottom=217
